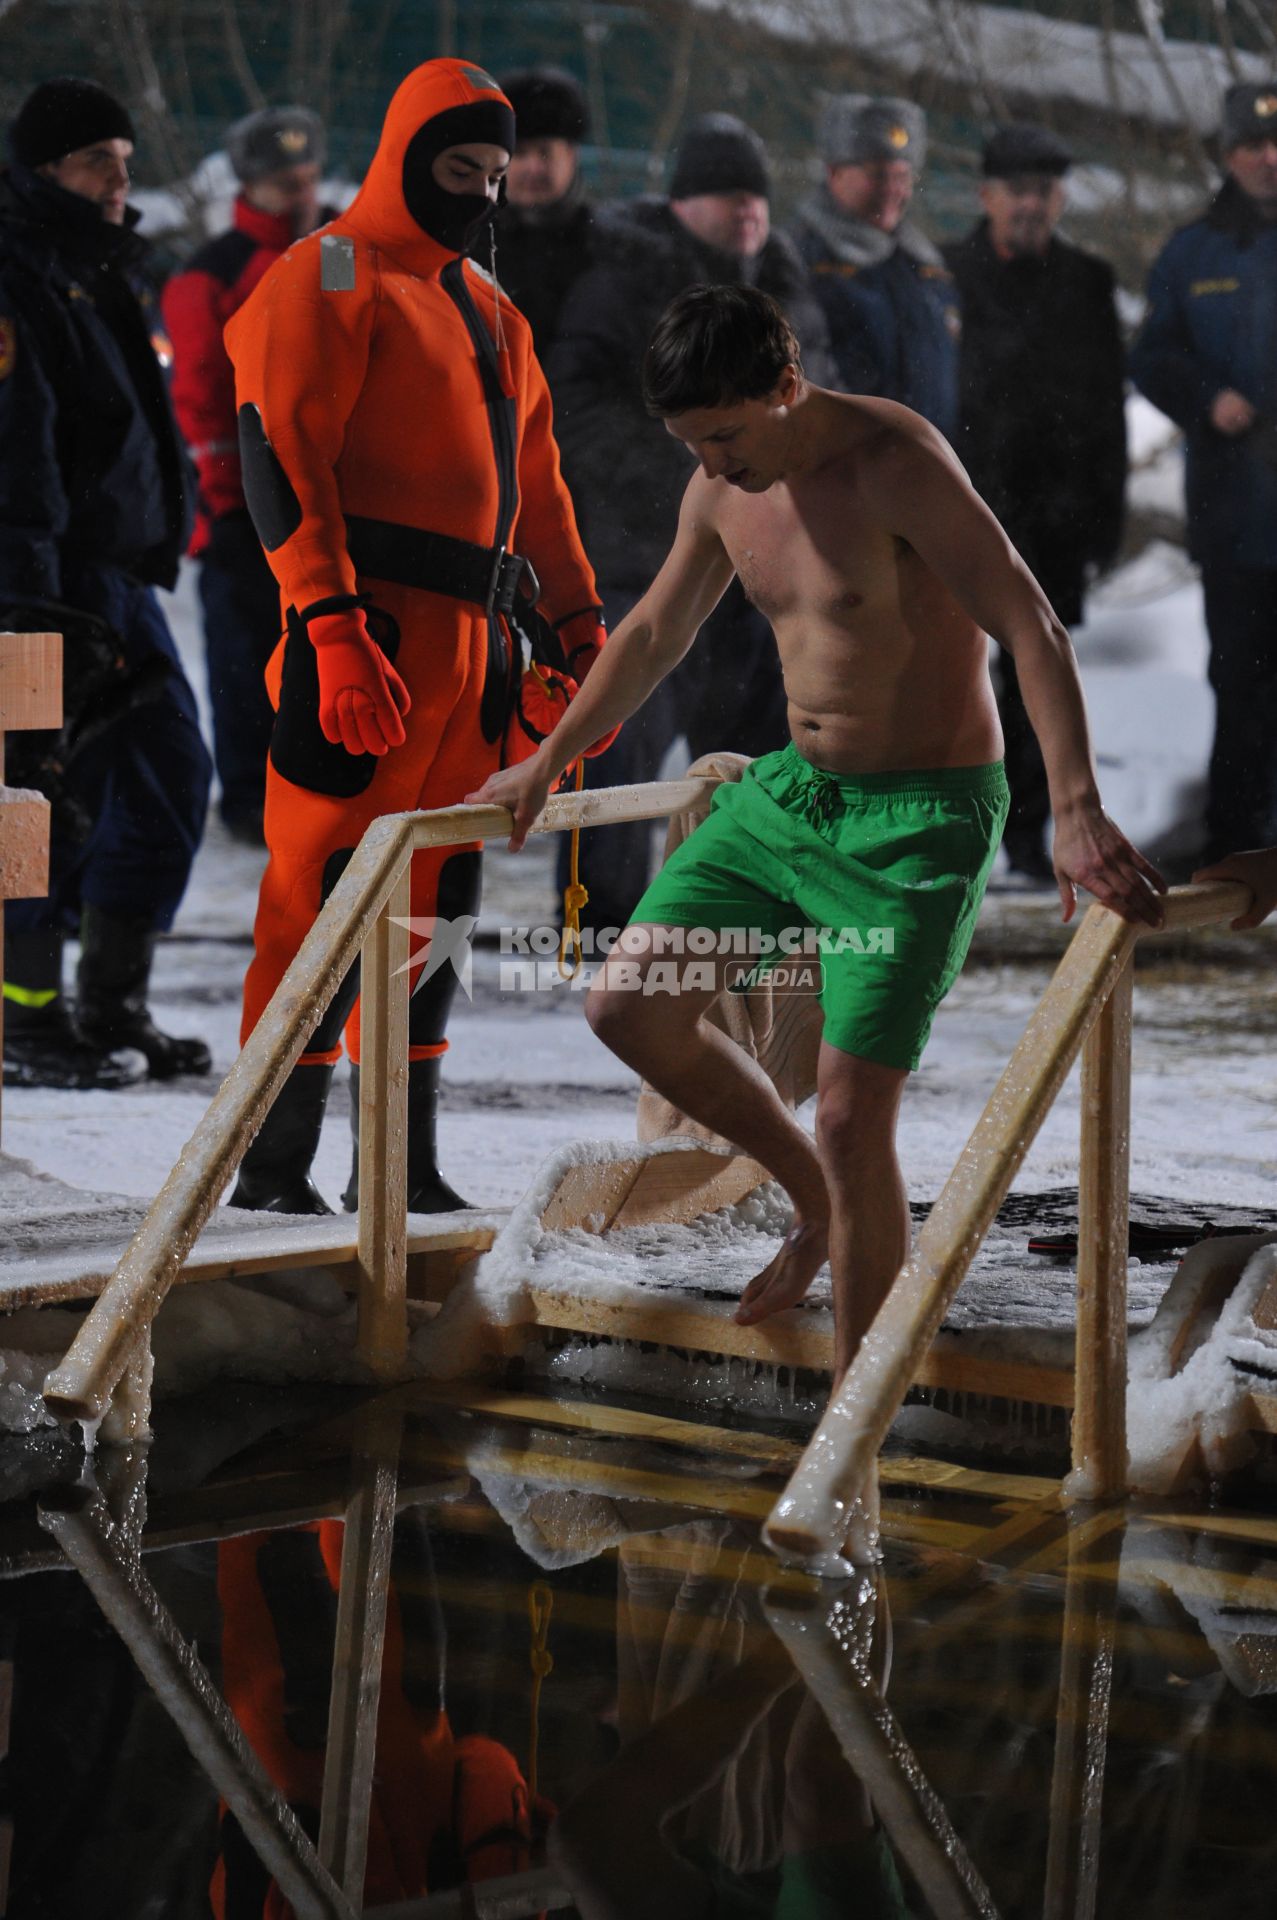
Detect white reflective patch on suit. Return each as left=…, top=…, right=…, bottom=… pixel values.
left=320, top=234, right=356, bottom=293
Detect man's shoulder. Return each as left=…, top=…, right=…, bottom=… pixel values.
left=177, top=226, right=258, bottom=287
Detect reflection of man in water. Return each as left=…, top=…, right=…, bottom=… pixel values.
left=552, top=1518, right=905, bottom=1917
left=472, top=284, right=1164, bottom=1397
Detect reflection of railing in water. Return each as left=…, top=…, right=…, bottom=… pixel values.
left=764, top=881, right=1256, bottom=1565
left=27, top=1380, right=1263, bottom=1919
left=41, top=776, right=727, bottom=1432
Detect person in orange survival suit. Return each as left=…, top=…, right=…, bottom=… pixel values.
left=224, top=58, right=606, bottom=1214
left=212, top=1519, right=547, bottom=1915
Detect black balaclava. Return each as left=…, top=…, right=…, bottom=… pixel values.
left=402, top=98, right=516, bottom=253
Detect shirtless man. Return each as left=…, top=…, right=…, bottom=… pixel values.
left=469, top=283, right=1164, bottom=1384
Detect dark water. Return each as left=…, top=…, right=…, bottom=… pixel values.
left=0, top=1381, right=1274, bottom=1919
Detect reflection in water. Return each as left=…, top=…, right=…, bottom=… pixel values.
left=0, top=1391, right=1275, bottom=1917
left=552, top=1521, right=909, bottom=1919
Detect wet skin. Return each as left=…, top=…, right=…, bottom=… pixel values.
left=468, top=372, right=1164, bottom=1386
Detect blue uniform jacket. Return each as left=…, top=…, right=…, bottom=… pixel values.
left=0, top=165, right=190, bottom=604
left=1130, top=179, right=1277, bottom=571
left=790, top=210, right=960, bottom=436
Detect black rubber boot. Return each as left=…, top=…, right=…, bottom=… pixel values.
left=342, top=1059, right=471, bottom=1214
left=76, top=906, right=213, bottom=1079
left=228, top=1064, right=336, bottom=1214
left=4, top=928, right=146, bottom=1090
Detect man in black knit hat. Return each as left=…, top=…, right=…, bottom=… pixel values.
left=546, top=112, right=835, bottom=940
left=493, top=66, right=594, bottom=358
left=0, top=77, right=213, bottom=1090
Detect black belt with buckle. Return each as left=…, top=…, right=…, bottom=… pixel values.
left=345, top=515, right=539, bottom=616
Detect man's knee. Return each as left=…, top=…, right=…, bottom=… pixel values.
left=815, top=1055, right=907, bottom=1169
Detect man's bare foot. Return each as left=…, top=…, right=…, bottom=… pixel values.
left=735, top=1217, right=829, bottom=1326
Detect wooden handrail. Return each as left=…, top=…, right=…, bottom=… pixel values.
left=42, top=776, right=725, bottom=1428
left=764, top=880, right=1255, bottom=1564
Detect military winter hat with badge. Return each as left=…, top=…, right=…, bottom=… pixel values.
left=818, top=94, right=926, bottom=171
left=1220, top=82, right=1277, bottom=150
left=982, top=122, right=1072, bottom=179
left=9, top=76, right=136, bottom=169
left=499, top=67, right=590, bottom=145
left=670, top=113, right=770, bottom=200
left=227, top=107, right=326, bottom=183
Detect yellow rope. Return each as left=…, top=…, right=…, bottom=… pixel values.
left=558, top=757, right=588, bottom=979
left=527, top=1581, right=554, bottom=1802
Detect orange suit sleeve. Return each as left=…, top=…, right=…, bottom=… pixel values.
left=509, top=319, right=600, bottom=625
left=223, top=236, right=375, bottom=612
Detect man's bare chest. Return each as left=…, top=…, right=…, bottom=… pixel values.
left=719, top=489, right=891, bottom=626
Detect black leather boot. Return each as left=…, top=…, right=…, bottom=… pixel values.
left=228, top=1063, right=336, bottom=1213
left=76, top=906, right=212, bottom=1079
left=4, top=927, right=146, bottom=1089
left=342, top=1059, right=471, bottom=1214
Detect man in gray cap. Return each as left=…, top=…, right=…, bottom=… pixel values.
left=1131, top=82, right=1277, bottom=868
left=945, top=124, right=1127, bottom=882
left=790, top=93, right=959, bottom=434
left=162, top=107, right=331, bottom=843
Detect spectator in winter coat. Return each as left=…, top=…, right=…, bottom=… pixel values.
left=547, top=112, right=836, bottom=936
left=491, top=66, right=594, bottom=359
left=163, top=107, right=332, bottom=844
left=790, top=95, right=960, bottom=436
left=1131, top=82, right=1277, bottom=865
left=0, top=77, right=212, bottom=1092
left=945, top=123, right=1127, bottom=881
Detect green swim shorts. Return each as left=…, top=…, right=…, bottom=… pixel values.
left=632, top=743, right=1010, bottom=1072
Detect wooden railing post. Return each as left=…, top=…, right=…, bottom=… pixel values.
left=40, top=1489, right=356, bottom=1919
left=356, top=865, right=412, bottom=1375
left=0, top=631, right=61, bottom=1147
left=318, top=1404, right=403, bottom=1900
left=1072, top=956, right=1133, bottom=1497
left=765, top=906, right=1138, bottom=1566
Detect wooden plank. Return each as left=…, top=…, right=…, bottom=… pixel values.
left=1152, top=879, right=1255, bottom=932
left=0, top=788, right=49, bottom=900
left=5, top=1218, right=497, bottom=1313
left=40, top=1491, right=355, bottom=1919
left=764, top=903, right=1138, bottom=1566
left=318, top=1408, right=401, bottom=1901
left=1250, top=1274, right=1277, bottom=1334
left=539, top=1158, right=640, bottom=1233
left=519, top=1284, right=1077, bottom=1405
left=610, top=1151, right=769, bottom=1228
left=408, top=777, right=723, bottom=852
left=0, top=632, right=61, bottom=731
left=356, top=866, right=412, bottom=1375
left=1073, top=956, right=1132, bottom=1495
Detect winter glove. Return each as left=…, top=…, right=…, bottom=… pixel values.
left=309, top=608, right=411, bottom=756
left=554, top=606, right=619, bottom=757
left=556, top=606, right=607, bottom=683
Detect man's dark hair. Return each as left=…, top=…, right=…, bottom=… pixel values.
left=642, top=284, right=802, bottom=417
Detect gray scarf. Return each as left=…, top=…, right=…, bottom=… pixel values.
left=796, top=184, right=942, bottom=270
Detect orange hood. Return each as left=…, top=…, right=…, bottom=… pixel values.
left=342, top=57, right=514, bottom=275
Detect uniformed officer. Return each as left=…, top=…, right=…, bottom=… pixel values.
left=789, top=94, right=960, bottom=434
left=1131, top=81, right=1277, bottom=863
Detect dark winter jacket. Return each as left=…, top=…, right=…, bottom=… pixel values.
left=944, top=221, right=1126, bottom=623
left=492, top=187, right=595, bottom=361
left=163, top=194, right=336, bottom=548
left=546, top=196, right=835, bottom=587
left=790, top=188, right=960, bottom=435
left=1129, top=178, right=1277, bottom=571
left=0, top=165, right=191, bottom=602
